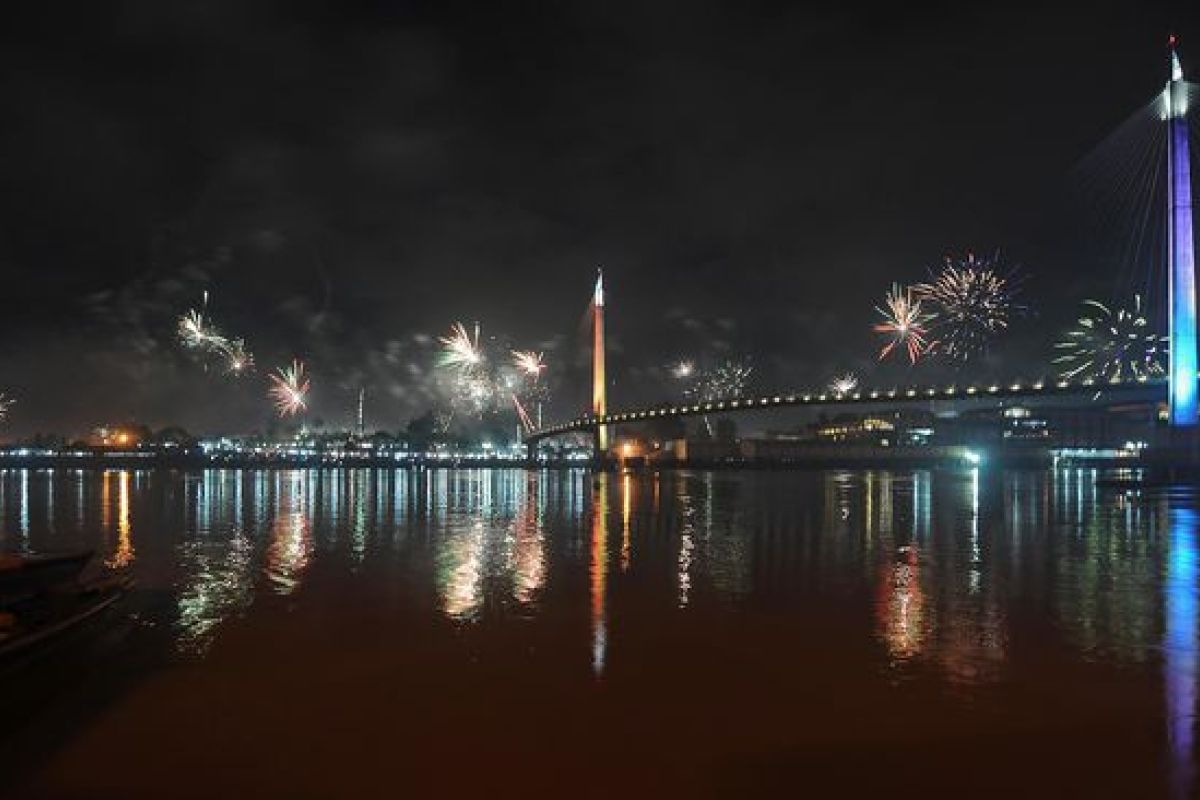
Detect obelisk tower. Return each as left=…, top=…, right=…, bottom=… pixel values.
left=1167, top=37, right=1197, bottom=426
left=592, top=268, right=608, bottom=454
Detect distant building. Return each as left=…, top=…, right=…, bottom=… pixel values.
left=806, top=410, right=936, bottom=447
left=812, top=414, right=894, bottom=444
left=954, top=403, right=1158, bottom=449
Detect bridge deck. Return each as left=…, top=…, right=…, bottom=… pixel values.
left=525, top=377, right=1167, bottom=443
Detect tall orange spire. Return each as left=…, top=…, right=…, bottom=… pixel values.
left=592, top=268, right=608, bottom=453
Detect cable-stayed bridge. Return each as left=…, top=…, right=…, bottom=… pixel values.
left=524, top=376, right=1165, bottom=445
left=526, top=43, right=1194, bottom=455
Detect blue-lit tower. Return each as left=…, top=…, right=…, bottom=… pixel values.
left=1167, top=39, right=1197, bottom=426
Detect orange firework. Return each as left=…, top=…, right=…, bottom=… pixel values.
left=268, top=360, right=310, bottom=416
left=874, top=284, right=932, bottom=364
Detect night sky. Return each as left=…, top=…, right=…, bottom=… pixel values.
left=0, top=1, right=1195, bottom=437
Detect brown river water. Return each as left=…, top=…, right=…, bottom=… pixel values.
left=0, top=466, right=1195, bottom=798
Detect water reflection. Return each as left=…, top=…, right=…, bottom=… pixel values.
left=174, top=472, right=255, bottom=654
left=177, top=534, right=254, bottom=655
left=510, top=473, right=545, bottom=606
left=591, top=473, right=608, bottom=677
left=1166, top=502, right=1198, bottom=800
left=620, top=472, right=632, bottom=572
left=877, top=541, right=925, bottom=662
left=433, top=470, right=555, bottom=620
left=1, top=466, right=1199, bottom=784
left=265, top=472, right=313, bottom=594
left=105, top=471, right=134, bottom=569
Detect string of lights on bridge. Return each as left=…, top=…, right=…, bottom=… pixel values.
left=527, top=375, right=1167, bottom=440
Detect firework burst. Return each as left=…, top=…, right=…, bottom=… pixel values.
left=670, top=359, right=696, bottom=380
left=873, top=284, right=931, bottom=364
left=177, top=297, right=256, bottom=379
left=512, top=350, right=546, bottom=378
left=439, top=322, right=483, bottom=371
left=269, top=360, right=311, bottom=417
left=436, top=322, right=493, bottom=419
left=828, top=373, right=859, bottom=395
left=913, top=252, right=1020, bottom=361
left=1053, top=295, right=1166, bottom=382
left=178, top=309, right=227, bottom=351
left=684, top=359, right=753, bottom=403
left=0, top=393, right=13, bottom=423
left=220, top=339, right=254, bottom=375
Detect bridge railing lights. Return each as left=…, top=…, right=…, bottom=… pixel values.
left=528, top=371, right=1170, bottom=442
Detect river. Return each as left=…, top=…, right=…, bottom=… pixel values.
left=0, top=467, right=1193, bottom=797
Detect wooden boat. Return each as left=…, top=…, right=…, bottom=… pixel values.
left=0, top=551, right=131, bottom=659
left=0, top=550, right=94, bottom=604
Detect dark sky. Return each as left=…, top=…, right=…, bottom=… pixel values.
left=0, top=0, right=1195, bottom=437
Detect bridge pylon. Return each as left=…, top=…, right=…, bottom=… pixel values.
left=592, top=268, right=609, bottom=459
left=1167, top=38, right=1198, bottom=427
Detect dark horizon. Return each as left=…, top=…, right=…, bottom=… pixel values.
left=0, top=1, right=1196, bottom=438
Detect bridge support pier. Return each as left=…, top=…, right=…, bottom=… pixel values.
left=592, top=427, right=610, bottom=469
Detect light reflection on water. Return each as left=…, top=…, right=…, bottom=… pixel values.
left=1166, top=503, right=1197, bottom=800
left=591, top=473, right=608, bottom=676
left=0, top=466, right=1197, bottom=790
